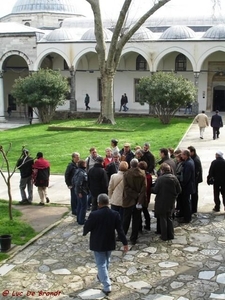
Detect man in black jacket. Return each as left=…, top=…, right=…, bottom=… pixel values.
left=17, top=149, right=34, bottom=205
left=188, top=146, right=203, bottom=214
left=64, top=152, right=80, bottom=215
left=142, top=142, right=155, bottom=173
left=83, top=194, right=128, bottom=296
left=207, top=150, right=225, bottom=212
left=211, top=110, right=223, bottom=140
left=88, top=157, right=108, bottom=211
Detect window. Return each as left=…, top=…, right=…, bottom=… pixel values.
left=134, top=79, right=141, bottom=102
left=175, top=54, right=187, bottom=71
left=98, top=78, right=102, bottom=101
left=8, top=94, right=17, bottom=111
left=136, top=55, right=147, bottom=71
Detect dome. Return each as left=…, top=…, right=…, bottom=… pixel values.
left=43, top=28, right=80, bottom=42
left=160, top=25, right=196, bottom=39
left=129, top=26, right=153, bottom=41
left=11, top=0, right=84, bottom=15
left=62, top=17, right=94, bottom=29
left=203, top=24, right=225, bottom=39
left=81, top=28, right=113, bottom=41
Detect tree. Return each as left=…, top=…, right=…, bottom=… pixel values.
left=11, top=69, right=69, bottom=124
left=0, top=145, right=25, bottom=220
left=86, top=0, right=171, bottom=124
left=137, top=72, right=197, bottom=124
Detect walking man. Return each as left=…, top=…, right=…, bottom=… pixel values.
left=84, top=93, right=90, bottom=110
left=83, top=193, right=128, bottom=296
left=17, top=149, right=34, bottom=205
left=207, top=150, right=225, bottom=212
left=211, top=110, right=223, bottom=140
left=32, top=152, right=50, bottom=206
left=194, top=110, right=209, bottom=139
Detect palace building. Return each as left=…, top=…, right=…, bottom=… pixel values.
left=0, top=0, right=225, bottom=120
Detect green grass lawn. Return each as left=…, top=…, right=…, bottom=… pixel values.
left=0, top=200, right=36, bottom=261
left=0, top=117, right=193, bottom=174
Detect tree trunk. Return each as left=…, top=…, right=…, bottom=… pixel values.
left=7, top=178, right=13, bottom=220
left=97, top=73, right=116, bottom=124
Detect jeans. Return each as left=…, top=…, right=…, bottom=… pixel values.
left=71, top=188, right=77, bottom=215
left=94, top=251, right=111, bottom=292
left=20, top=176, right=33, bottom=202
left=76, top=193, right=87, bottom=225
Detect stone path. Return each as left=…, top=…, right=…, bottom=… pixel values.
left=0, top=113, right=225, bottom=299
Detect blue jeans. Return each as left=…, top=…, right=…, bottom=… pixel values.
left=94, top=251, right=111, bottom=292
left=76, top=194, right=87, bottom=225
left=71, top=188, right=77, bottom=215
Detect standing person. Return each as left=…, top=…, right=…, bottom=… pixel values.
left=142, top=142, right=155, bottom=174
left=188, top=146, right=203, bottom=214
left=194, top=110, right=209, bottom=139
left=152, top=163, right=181, bottom=241
left=83, top=193, right=128, bottom=296
left=32, top=152, right=50, bottom=206
left=105, top=151, right=121, bottom=181
left=157, top=148, right=176, bottom=175
left=17, top=149, right=34, bottom=205
left=138, top=161, right=152, bottom=231
left=103, top=147, right=113, bottom=169
left=28, top=106, right=33, bottom=125
left=119, top=94, right=126, bottom=112
left=86, top=147, right=99, bottom=172
left=119, top=143, right=135, bottom=167
left=179, top=150, right=195, bottom=223
left=207, top=151, right=225, bottom=212
left=88, top=157, right=108, bottom=211
left=122, top=158, right=146, bottom=245
left=7, top=106, right=12, bottom=117
left=73, top=160, right=89, bottom=225
left=65, top=152, right=80, bottom=216
left=111, top=139, right=119, bottom=154
left=211, top=110, right=223, bottom=140
left=123, top=93, right=128, bottom=111
left=108, top=161, right=129, bottom=221
left=84, top=93, right=90, bottom=110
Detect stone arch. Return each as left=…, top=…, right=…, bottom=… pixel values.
left=34, top=48, right=71, bottom=70
left=154, top=46, right=196, bottom=71
left=73, top=47, right=97, bottom=70
left=120, top=47, right=152, bottom=71
left=197, top=46, right=225, bottom=70
left=0, top=50, right=31, bottom=70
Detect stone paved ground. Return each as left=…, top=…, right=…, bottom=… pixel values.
left=0, top=113, right=225, bottom=300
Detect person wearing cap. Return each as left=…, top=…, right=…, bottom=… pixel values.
left=32, top=152, right=50, bottom=206
left=119, top=143, right=134, bottom=167
left=111, top=139, right=119, bottom=154
left=207, top=151, right=225, bottom=212
left=88, top=157, right=108, bottom=211
left=17, top=149, right=34, bottom=205
left=152, top=163, right=181, bottom=241
left=194, top=110, right=209, bottom=139
left=211, top=110, right=223, bottom=140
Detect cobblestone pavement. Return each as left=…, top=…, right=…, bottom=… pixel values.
left=0, top=113, right=225, bottom=300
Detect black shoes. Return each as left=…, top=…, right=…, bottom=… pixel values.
left=19, top=199, right=32, bottom=205
left=38, top=202, right=45, bottom=206
left=213, top=207, right=220, bottom=212
left=46, top=197, right=50, bottom=203
left=102, top=290, right=111, bottom=296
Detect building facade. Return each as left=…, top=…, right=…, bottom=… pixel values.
left=0, top=0, right=225, bottom=120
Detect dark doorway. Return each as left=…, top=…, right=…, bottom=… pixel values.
left=213, top=87, right=225, bottom=111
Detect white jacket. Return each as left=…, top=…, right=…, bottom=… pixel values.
left=108, top=171, right=125, bottom=206
left=195, top=113, right=209, bottom=128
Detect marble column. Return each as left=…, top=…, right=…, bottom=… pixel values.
left=0, top=71, right=6, bottom=122
left=69, top=66, right=77, bottom=111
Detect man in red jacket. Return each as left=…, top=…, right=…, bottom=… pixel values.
left=33, top=152, right=50, bottom=206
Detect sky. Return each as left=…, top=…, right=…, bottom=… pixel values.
left=0, top=0, right=224, bottom=20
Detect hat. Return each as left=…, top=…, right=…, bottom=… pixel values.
left=124, top=143, right=130, bottom=147
left=216, top=151, right=223, bottom=157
